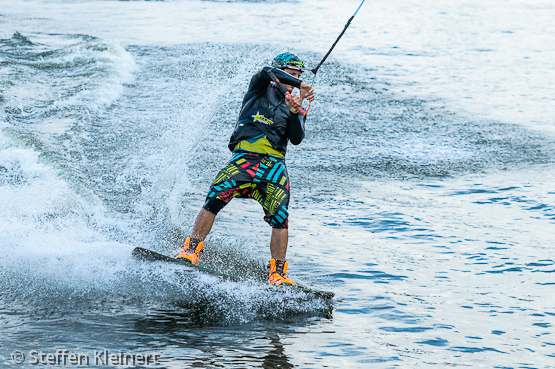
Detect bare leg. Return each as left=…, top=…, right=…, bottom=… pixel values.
left=270, top=228, right=288, bottom=260
left=191, top=209, right=216, bottom=240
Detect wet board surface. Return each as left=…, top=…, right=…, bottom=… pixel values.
left=132, top=247, right=334, bottom=299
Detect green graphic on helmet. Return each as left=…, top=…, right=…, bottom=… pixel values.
left=272, top=53, right=305, bottom=72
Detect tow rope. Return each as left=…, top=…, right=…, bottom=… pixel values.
left=311, top=0, right=366, bottom=77
left=270, top=0, right=366, bottom=116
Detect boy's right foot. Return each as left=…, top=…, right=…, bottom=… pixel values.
left=267, top=259, right=295, bottom=286
left=176, top=237, right=204, bottom=265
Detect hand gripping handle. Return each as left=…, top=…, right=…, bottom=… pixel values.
left=285, top=92, right=310, bottom=116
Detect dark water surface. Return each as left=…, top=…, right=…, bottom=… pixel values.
left=1, top=0, right=555, bottom=368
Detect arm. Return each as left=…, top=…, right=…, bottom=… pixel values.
left=240, top=67, right=307, bottom=118
left=287, top=112, right=306, bottom=145
left=244, top=67, right=303, bottom=96
left=240, top=67, right=302, bottom=108
left=265, top=67, right=303, bottom=89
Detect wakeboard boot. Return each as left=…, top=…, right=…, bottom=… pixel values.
left=176, top=237, right=204, bottom=265
left=267, top=259, right=295, bottom=286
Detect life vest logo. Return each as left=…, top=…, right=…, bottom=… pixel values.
left=252, top=112, right=273, bottom=125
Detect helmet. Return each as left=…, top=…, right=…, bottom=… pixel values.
left=272, top=52, right=305, bottom=72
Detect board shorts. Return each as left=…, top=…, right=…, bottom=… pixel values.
left=203, top=151, right=290, bottom=228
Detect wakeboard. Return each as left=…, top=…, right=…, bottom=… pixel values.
left=132, top=247, right=334, bottom=299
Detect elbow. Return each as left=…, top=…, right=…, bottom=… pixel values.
left=290, top=133, right=305, bottom=145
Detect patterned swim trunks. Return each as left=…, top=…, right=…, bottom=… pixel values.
left=203, top=151, right=290, bottom=228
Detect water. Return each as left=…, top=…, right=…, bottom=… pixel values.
left=1, top=0, right=554, bottom=367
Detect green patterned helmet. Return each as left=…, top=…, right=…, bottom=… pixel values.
left=272, top=52, right=305, bottom=72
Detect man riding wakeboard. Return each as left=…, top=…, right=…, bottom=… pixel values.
left=176, top=52, right=315, bottom=286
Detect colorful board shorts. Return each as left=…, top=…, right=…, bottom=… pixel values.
left=203, top=151, right=290, bottom=228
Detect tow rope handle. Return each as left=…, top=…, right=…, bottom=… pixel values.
left=268, top=70, right=310, bottom=116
